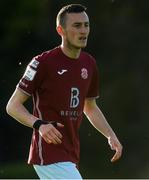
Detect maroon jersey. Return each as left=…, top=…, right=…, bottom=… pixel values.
left=17, top=46, right=99, bottom=165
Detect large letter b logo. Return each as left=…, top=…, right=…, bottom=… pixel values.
left=70, top=87, right=80, bottom=108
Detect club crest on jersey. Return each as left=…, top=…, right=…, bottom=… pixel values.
left=81, top=68, right=88, bottom=79
left=29, top=58, right=39, bottom=68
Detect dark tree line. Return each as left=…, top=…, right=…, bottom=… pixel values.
left=0, top=0, right=149, bottom=178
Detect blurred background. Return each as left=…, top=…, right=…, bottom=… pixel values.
left=0, top=0, right=149, bottom=178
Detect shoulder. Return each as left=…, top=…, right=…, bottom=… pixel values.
left=29, top=46, right=60, bottom=68
left=80, top=51, right=97, bottom=66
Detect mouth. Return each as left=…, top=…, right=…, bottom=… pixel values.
left=79, top=37, right=87, bottom=41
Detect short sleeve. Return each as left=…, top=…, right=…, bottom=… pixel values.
left=17, top=54, right=46, bottom=96
left=86, top=60, right=99, bottom=98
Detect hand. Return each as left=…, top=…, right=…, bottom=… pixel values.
left=108, top=136, right=123, bottom=162
left=39, top=123, right=64, bottom=145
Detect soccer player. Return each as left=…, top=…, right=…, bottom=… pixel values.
left=6, top=4, right=122, bottom=179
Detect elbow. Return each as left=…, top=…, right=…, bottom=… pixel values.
left=83, top=106, right=93, bottom=117
left=6, top=102, right=11, bottom=115
left=6, top=101, right=14, bottom=116
left=84, top=98, right=97, bottom=115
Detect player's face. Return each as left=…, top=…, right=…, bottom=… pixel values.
left=63, top=12, right=90, bottom=49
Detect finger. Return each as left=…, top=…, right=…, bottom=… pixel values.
left=48, top=130, right=62, bottom=144
left=51, top=122, right=64, bottom=128
left=51, top=133, right=62, bottom=144
left=43, top=136, right=52, bottom=144
left=52, top=127, right=63, bottom=139
left=40, top=124, right=63, bottom=144
left=57, top=123, right=64, bottom=128
left=111, top=148, right=122, bottom=162
left=47, top=124, right=63, bottom=139
left=47, top=139, right=52, bottom=144
left=47, top=135, right=60, bottom=145
left=111, top=153, right=118, bottom=162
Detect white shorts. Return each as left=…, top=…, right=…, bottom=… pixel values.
left=33, top=161, right=83, bottom=179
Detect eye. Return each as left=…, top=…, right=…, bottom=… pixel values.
left=85, top=22, right=90, bottom=27
left=73, top=23, right=82, bottom=28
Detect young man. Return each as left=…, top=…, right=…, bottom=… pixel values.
left=6, top=4, right=122, bottom=179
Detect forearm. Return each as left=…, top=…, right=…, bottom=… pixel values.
left=6, top=89, right=38, bottom=128
left=84, top=104, right=116, bottom=139
left=7, top=102, right=37, bottom=128
left=84, top=99, right=123, bottom=162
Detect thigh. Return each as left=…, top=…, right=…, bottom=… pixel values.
left=33, top=161, right=83, bottom=179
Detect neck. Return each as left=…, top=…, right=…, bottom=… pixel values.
left=60, top=42, right=81, bottom=59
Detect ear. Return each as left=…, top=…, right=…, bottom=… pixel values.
left=56, top=25, right=64, bottom=36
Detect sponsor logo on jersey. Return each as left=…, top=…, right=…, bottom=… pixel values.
left=29, top=58, right=39, bottom=68
left=81, top=68, right=88, bottom=79
left=60, top=110, right=82, bottom=121
left=57, top=69, right=68, bottom=75
left=70, top=87, right=80, bottom=108
left=23, top=66, right=37, bottom=81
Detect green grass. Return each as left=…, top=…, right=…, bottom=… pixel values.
left=0, top=162, right=38, bottom=179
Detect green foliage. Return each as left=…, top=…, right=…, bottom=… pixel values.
left=0, top=162, right=37, bottom=179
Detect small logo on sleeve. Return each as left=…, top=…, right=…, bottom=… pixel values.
left=23, top=66, right=37, bottom=81
left=29, top=59, right=39, bottom=68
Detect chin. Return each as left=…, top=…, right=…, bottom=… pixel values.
left=77, top=43, right=87, bottom=49
left=80, top=45, right=87, bottom=49
left=71, top=43, right=87, bottom=49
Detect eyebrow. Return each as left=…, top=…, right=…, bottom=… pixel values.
left=73, top=22, right=90, bottom=25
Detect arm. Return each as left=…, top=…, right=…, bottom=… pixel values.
left=6, top=88, right=37, bottom=127
left=83, top=98, right=122, bottom=162
left=6, top=88, right=63, bottom=144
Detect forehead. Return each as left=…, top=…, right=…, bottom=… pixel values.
left=65, top=12, right=89, bottom=24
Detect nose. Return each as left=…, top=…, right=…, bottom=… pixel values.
left=80, top=26, right=89, bottom=34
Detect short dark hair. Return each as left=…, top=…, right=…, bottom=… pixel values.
left=56, top=4, right=87, bottom=27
